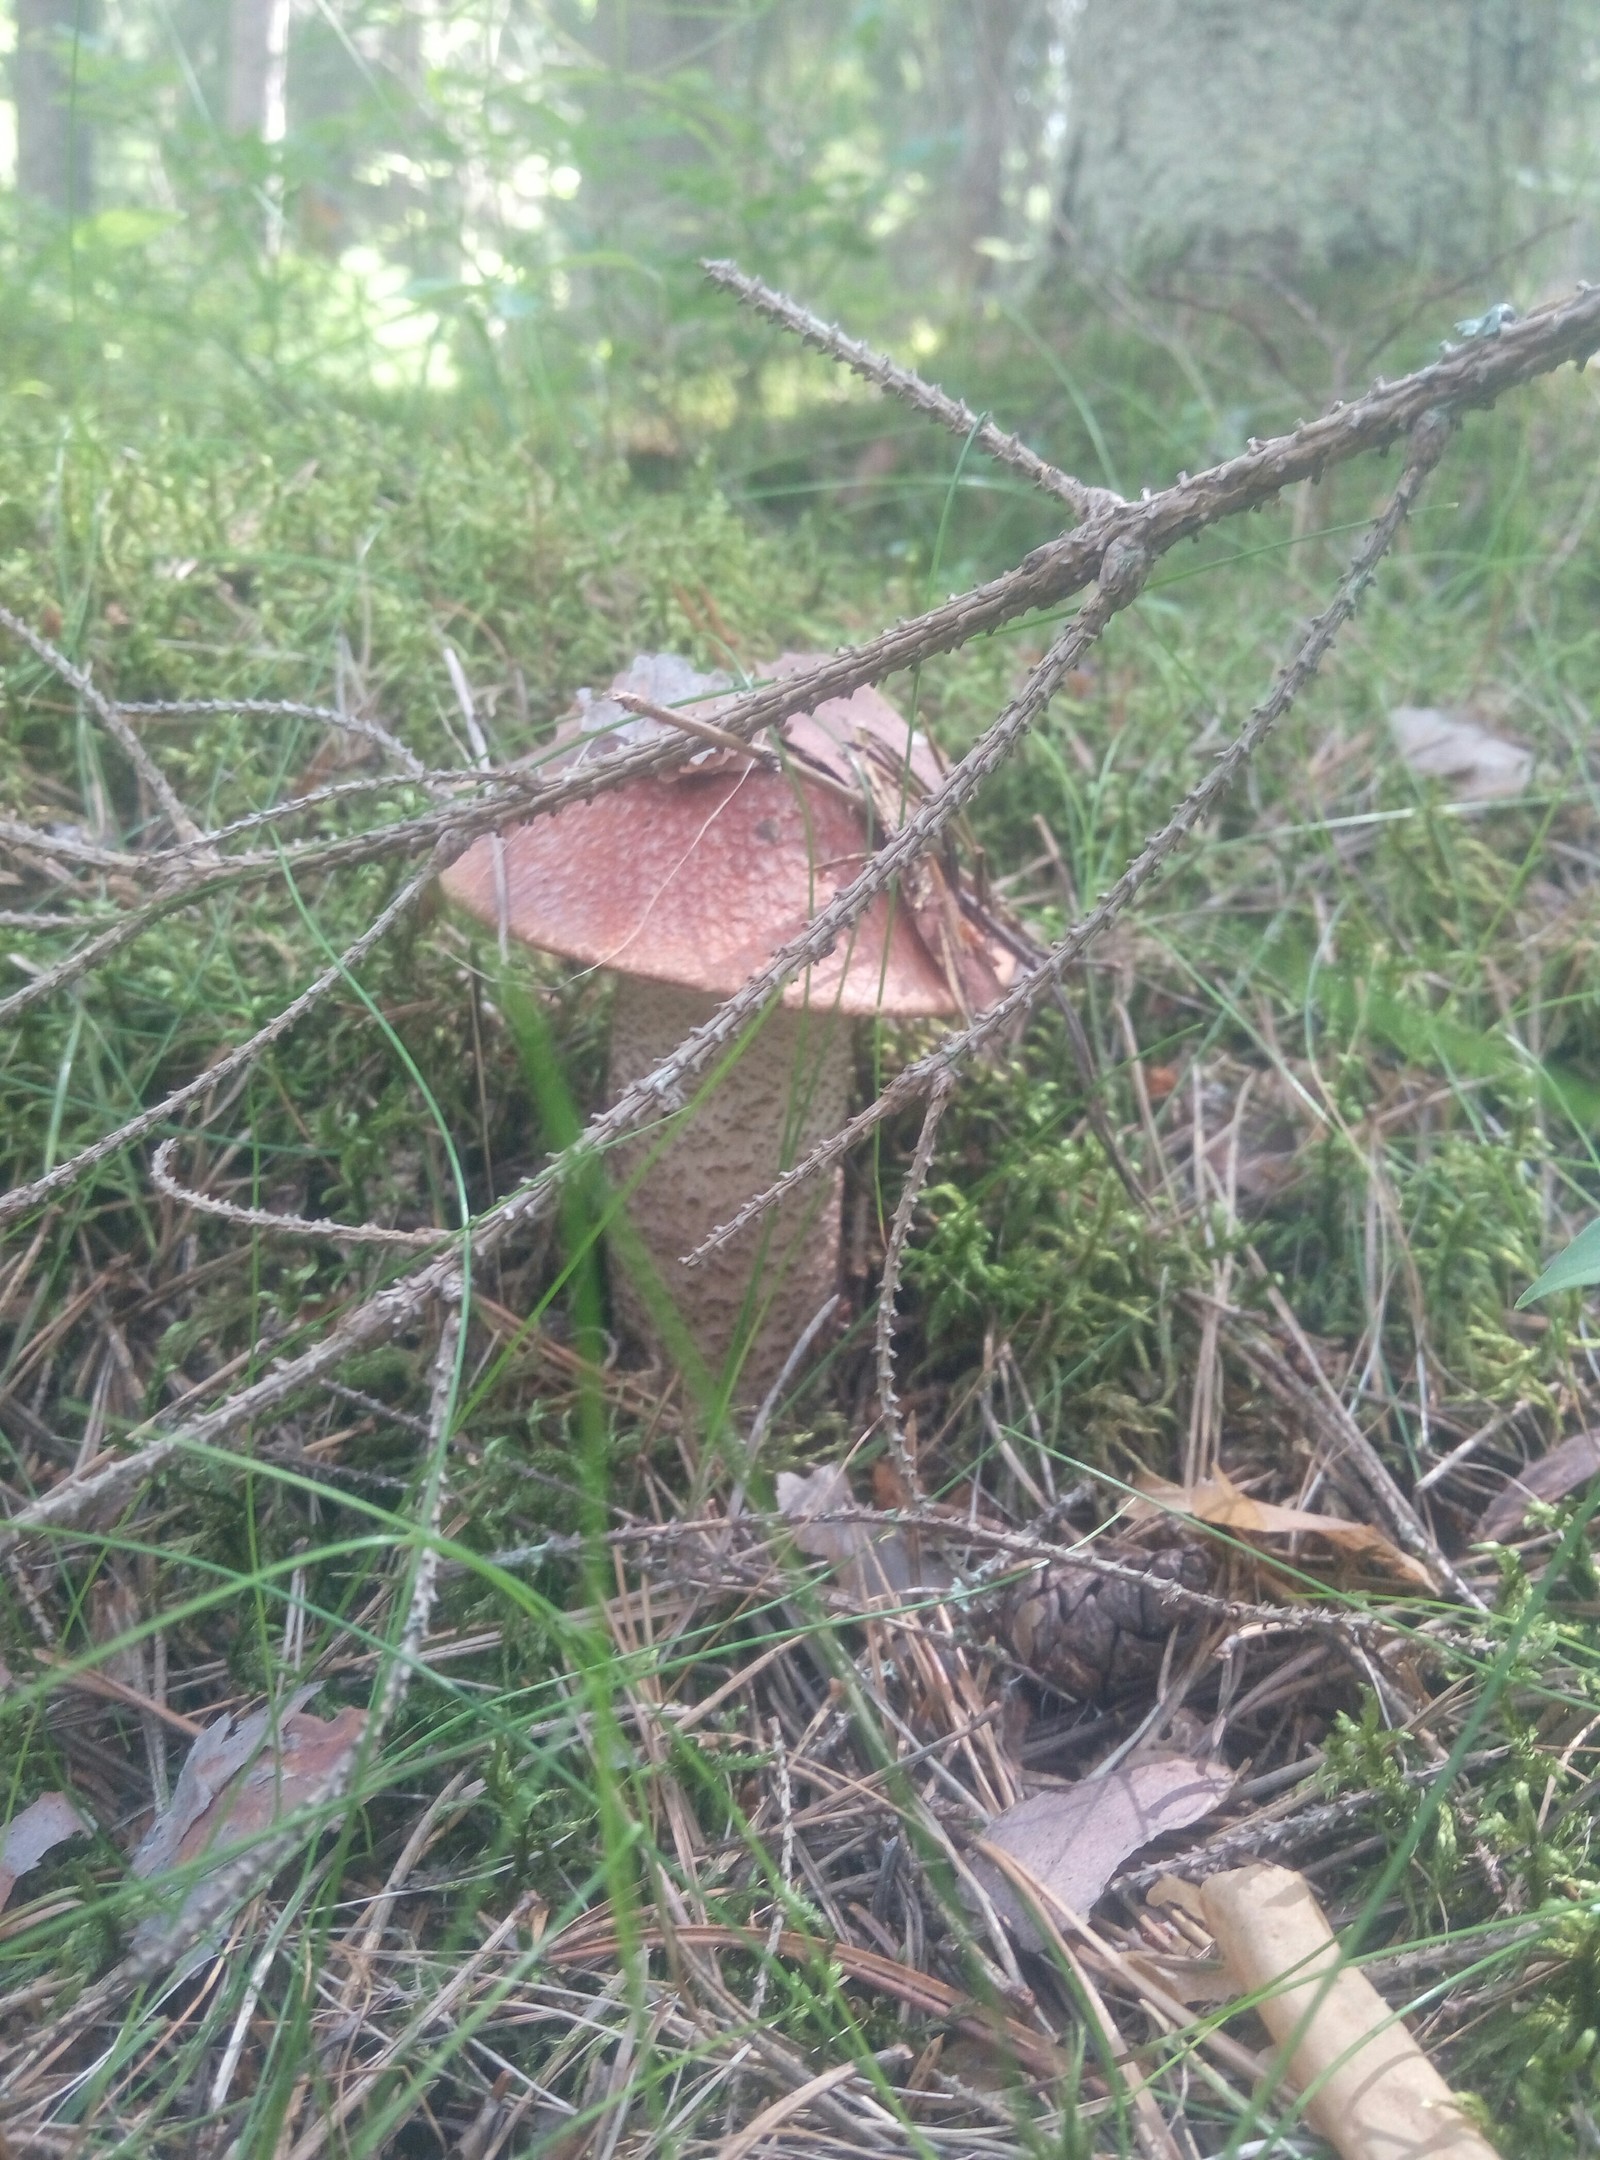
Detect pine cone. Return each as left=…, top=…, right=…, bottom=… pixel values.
left=999, top=1545, right=1210, bottom=1700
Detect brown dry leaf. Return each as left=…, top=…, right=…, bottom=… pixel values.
left=1134, top=1468, right=1433, bottom=1589
left=871, top=1457, right=914, bottom=1511
left=0, top=1791, right=90, bottom=1913
left=1476, top=1430, right=1600, bottom=1543
left=775, top=1464, right=948, bottom=1601
left=970, top=1757, right=1233, bottom=1951
left=129, top=1691, right=366, bottom=1950
left=1388, top=705, right=1532, bottom=801
left=1143, top=1061, right=1181, bottom=1103
left=765, top=651, right=947, bottom=805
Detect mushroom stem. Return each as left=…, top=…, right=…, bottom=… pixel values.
left=605, top=976, right=851, bottom=1400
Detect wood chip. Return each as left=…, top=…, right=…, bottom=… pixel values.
left=1202, top=1862, right=1500, bottom=2160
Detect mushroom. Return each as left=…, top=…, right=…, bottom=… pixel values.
left=442, top=653, right=1008, bottom=1397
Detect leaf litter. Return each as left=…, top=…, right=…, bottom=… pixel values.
left=1134, top=1468, right=1437, bottom=1590
left=1387, top=704, right=1533, bottom=802
left=0, top=1792, right=89, bottom=1915
left=972, top=1759, right=1234, bottom=1952
left=128, top=1690, right=368, bottom=1956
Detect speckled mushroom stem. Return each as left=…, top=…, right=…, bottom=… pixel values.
left=605, top=976, right=851, bottom=1401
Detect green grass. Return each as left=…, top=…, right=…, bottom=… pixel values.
left=6, top=268, right=1600, bottom=2154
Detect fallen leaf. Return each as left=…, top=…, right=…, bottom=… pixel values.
left=871, top=1457, right=915, bottom=1511
left=768, top=653, right=1011, bottom=1012
left=566, top=653, right=734, bottom=765
left=1476, top=1430, right=1600, bottom=1543
left=0, top=1791, right=90, bottom=1913
left=1388, top=705, right=1532, bottom=802
left=129, top=1691, right=367, bottom=1954
left=1134, top=1469, right=1434, bottom=1589
left=971, top=1758, right=1233, bottom=1951
left=775, top=1464, right=948, bottom=1601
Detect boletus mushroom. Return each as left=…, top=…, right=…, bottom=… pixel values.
left=442, top=652, right=1008, bottom=1397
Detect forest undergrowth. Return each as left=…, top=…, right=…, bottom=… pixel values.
left=4, top=270, right=1600, bottom=2156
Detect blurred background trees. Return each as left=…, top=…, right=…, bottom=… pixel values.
left=14, top=0, right=98, bottom=215
left=0, top=0, right=1597, bottom=516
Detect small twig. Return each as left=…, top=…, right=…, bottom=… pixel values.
left=0, top=909, right=120, bottom=929
left=373, top=1293, right=460, bottom=1732
left=0, top=858, right=441, bottom=1231
left=611, top=689, right=781, bottom=768
left=1227, top=1270, right=1483, bottom=1610
left=443, top=642, right=510, bottom=961
left=704, top=258, right=1119, bottom=522
left=1413, top=1398, right=1531, bottom=1496
left=118, top=694, right=426, bottom=779
left=0, top=601, right=204, bottom=845
left=0, top=812, right=135, bottom=872
left=0, top=765, right=503, bottom=1031
left=686, top=412, right=1450, bottom=1272
left=149, top=1136, right=444, bottom=1249
left=875, top=1073, right=954, bottom=1493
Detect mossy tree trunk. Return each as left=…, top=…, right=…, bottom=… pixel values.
left=1059, top=0, right=1563, bottom=275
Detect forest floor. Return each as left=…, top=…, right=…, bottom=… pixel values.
left=3, top=279, right=1600, bottom=2156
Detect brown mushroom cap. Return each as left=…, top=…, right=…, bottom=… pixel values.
left=441, top=658, right=967, bottom=1017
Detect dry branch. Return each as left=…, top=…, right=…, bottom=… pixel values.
left=0, top=601, right=203, bottom=845
left=703, top=257, right=1121, bottom=521
left=118, top=694, right=428, bottom=778
left=7, top=278, right=1596, bottom=999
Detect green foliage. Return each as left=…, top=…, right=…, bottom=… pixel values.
left=1397, top=1135, right=1552, bottom=1400
left=1521, top=1214, right=1600, bottom=1304
left=905, top=1072, right=1172, bottom=1377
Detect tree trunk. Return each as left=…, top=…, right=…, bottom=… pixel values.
left=1060, top=0, right=1563, bottom=274
left=226, top=0, right=292, bottom=140
left=950, top=0, right=1028, bottom=281
left=14, top=0, right=97, bottom=218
